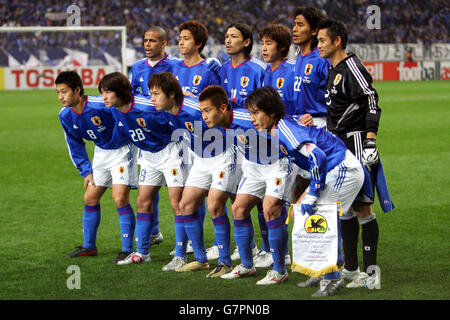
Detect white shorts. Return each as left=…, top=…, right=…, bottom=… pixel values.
left=312, top=150, right=364, bottom=217
left=138, top=141, right=187, bottom=188
left=185, top=147, right=238, bottom=193
left=92, top=143, right=138, bottom=189
left=237, top=157, right=298, bottom=203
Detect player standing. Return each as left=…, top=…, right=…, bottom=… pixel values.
left=244, top=86, right=365, bottom=296
left=292, top=6, right=330, bottom=127
left=317, top=19, right=383, bottom=289
left=172, top=20, right=221, bottom=96
left=56, top=71, right=138, bottom=263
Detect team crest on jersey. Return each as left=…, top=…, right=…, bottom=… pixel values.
left=219, top=171, right=225, bottom=179
left=334, top=73, right=342, bottom=85
left=185, top=122, right=194, bottom=132
left=280, top=145, right=288, bottom=155
left=91, top=116, right=101, bottom=126
left=171, top=169, right=178, bottom=176
left=304, top=214, right=328, bottom=233
left=193, top=75, right=202, bottom=86
left=305, top=64, right=313, bottom=75
left=240, top=76, right=250, bottom=88
left=137, top=118, right=146, bottom=127
left=276, top=78, right=285, bottom=89
left=237, top=135, right=248, bottom=145
left=119, top=166, right=125, bottom=174
left=275, top=178, right=282, bottom=186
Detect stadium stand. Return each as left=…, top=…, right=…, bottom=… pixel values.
left=0, top=0, right=448, bottom=66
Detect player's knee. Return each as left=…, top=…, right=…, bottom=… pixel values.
left=231, top=202, right=248, bottom=220
left=83, top=192, right=100, bottom=206
left=137, top=195, right=152, bottom=213
left=352, top=203, right=372, bottom=218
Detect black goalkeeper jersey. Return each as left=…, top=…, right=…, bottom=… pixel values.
left=325, top=53, right=381, bottom=137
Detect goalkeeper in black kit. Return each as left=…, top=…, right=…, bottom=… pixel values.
left=316, top=19, right=391, bottom=290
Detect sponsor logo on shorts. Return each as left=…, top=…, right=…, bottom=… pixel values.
left=275, top=178, right=282, bottom=186
left=304, top=214, right=328, bottom=233
left=219, top=171, right=225, bottom=179
left=119, top=166, right=125, bottom=174
left=171, top=168, right=178, bottom=176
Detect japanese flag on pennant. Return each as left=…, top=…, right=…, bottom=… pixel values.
left=290, top=203, right=343, bottom=277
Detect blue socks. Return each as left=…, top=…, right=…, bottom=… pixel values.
left=212, top=214, right=231, bottom=267
left=174, top=215, right=188, bottom=258
left=82, top=204, right=101, bottom=250
left=267, top=208, right=289, bottom=274
left=234, top=217, right=254, bottom=269
left=116, top=204, right=135, bottom=253
left=150, top=192, right=160, bottom=236
left=136, top=212, right=154, bottom=255
left=257, top=202, right=269, bottom=252
left=183, top=212, right=207, bottom=263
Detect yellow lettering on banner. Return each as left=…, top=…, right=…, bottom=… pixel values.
left=0, top=68, right=4, bottom=90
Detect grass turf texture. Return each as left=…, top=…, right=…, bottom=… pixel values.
left=0, top=81, right=448, bottom=300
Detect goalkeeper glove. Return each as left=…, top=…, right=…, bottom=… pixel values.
left=300, top=190, right=319, bottom=216
left=362, top=138, right=379, bottom=167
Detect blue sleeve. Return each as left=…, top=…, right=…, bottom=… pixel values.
left=59, top=115, right=93, bottom=178
left=129, top=65, right=140, bottom=94
left=306, top=145, right=327, bottom=194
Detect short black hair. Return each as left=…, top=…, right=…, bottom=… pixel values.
left=199, top=85, right=230, bottom=110
left=244, top=86, right=285, bottom=122
left=98, top=72, right=132, bottom=105
left=318, top=19, right=348, bottom=49
left=148, top=72, right=183, bottom=106
left=55, top=71, right=84, bottom=96
left=293, top=6, right=327, bottom=49
left=226, top=23, right=254, bottom=58
left=259, top=24, right=292, bottom=58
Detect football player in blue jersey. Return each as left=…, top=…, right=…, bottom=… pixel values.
left=149, top=72, right=239, bottom=276
left=220, top=23, right=267, bottom=261
left=260, top=24, right=296, bottom=116
left=245, top=86, right=365, bottom=296
left=98, top=72, right=190, bottom=266
left=198, top=85, right=297, bottom=285
left=248, top=23, right=298, bottom=269
left=173, top=20, right=221, bottom=97
left=292, top=6, right=330, bottom=128
left=220, top=23, right=266, bottom=109
left=129, top=26, right=176, bottom=247
left=56, top=71, right=138, bottom=263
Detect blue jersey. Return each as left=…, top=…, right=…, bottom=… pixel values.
left=164, top=96, right=226, bottom=158
left=58, top=95, right=128, bottom=177
left=225, top=108, right=280, bottom=165
left=172, top=59, right=221, bottom=96
left=129, top=53, right=178, bottom=96
left=220, top=56, right=266, bottom=108
left=263, top=59, right=297, bottom=116
left=293, top=48, right=330, bottom=117
left=275, top=117, right=347, bottom=193
left=109, top=95, right=173, bottom=153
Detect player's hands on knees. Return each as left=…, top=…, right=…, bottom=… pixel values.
left=300, top=190, right=319, bottom=215
left=362, top=138, right=379, bottom=169
left=83, top=173, right=96, bottom=190
left=299, top=113, right=314, bottom=126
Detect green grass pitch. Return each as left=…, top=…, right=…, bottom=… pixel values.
left=0, top=81, right=448, bottom=301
